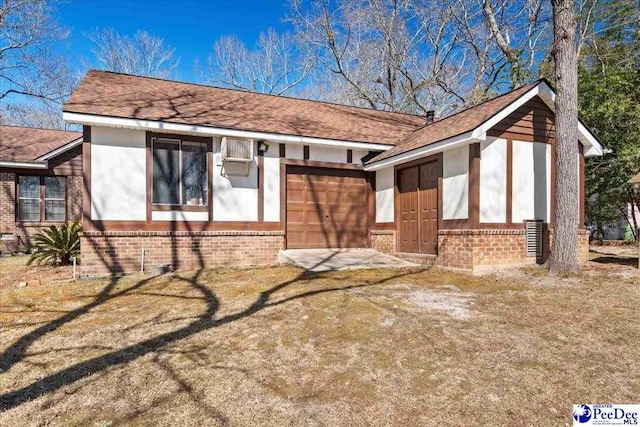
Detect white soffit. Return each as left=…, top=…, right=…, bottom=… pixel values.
left=62, top=112, right=395, bottom=152
left=364, top=131, right=480, bottom=171
left=0, top=160, right=48, bottom=169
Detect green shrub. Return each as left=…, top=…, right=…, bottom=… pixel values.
left=28, top=222, right=81, bottom=266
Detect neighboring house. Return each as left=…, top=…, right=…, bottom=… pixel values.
left=590, top=202, right=640, bottom=241
left=62, top=70, right=603, bottom=275
left=0, top=126, right=83, bottom=252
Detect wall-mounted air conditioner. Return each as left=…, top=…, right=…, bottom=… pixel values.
left=220, top=137, right=253, bottom=176
left=221, top=137, right=253, bottom=163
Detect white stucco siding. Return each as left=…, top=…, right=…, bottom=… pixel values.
left=213, top=141, right=259, bottom=221
left=351, top=149, right=367, bottom=165
left=286, top=144, right=304, bottom=160
left=375, top=167, right=394, bottom=223
left=91, top=127, right=147, bottom=221
left=512, top=140, right=551, bottom=223
left=480, top=137, right=507, bottom=223
left=442, top=145, right=469, bottom=220
left=263, top=147, right=280, bottom=222
left=152, top=211, right=209, bottom=221
left=309, top=146, right=347, bottom=163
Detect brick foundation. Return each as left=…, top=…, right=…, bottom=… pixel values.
left=80, top=230, right=285, bottom=276
left=370, top=230, right=396, bottom=253
left=1, top=172, right=83, bottom=252
left=437, top=228, right=590, bottom=270
left=370, top=226, right=590, bottom=270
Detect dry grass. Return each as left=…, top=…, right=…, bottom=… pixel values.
left=0, top=252, right=638, bottom=426
left=0, top=256, right=74, bottom=292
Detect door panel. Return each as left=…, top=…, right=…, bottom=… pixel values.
left=419, top=161, right=439, bottom=254
left=398, top=166, right=419, bottom=253
left=286, top=166, right=368, bottom=249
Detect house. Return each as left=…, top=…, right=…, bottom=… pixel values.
left=0, top=126, right=84, bottom=253
left=62, top=70, right=603, bottom=275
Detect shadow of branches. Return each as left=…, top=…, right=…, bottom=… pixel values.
left=0, top=256, right=422, bottom=411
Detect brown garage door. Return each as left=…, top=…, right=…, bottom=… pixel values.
left=286, top=166, right=369, bottom=249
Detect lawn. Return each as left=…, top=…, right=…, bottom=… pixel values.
left=0, top=251, right=638, bottom=426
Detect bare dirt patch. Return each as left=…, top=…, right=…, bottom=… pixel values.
left=0, top=257, right=638, bottom=426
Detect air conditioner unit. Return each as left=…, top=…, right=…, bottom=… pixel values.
left=221, top=137, right=253, bottom=163
left=525, top=220, right=543, bottom=257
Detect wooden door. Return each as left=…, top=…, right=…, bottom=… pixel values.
left=398, top=166, right=419, bottom=252
left=286, top=166, right=368, bottom=248
left=397, top=160, right=439, bottom=254
left=419, top=161, right=439, bottom=254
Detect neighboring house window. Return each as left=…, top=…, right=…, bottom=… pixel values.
left=17, top=176, right=66, bottom=222
left=152, top=138, right=208, bottom=206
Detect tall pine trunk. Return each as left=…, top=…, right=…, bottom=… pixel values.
left=549, top=0, right=580, bottom=274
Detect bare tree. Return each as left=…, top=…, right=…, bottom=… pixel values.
left=548, top=0, right=580, bottom=274
left=480, top=0, right=553, bottom=88
left=0, top=0, right=78, bottom=129
left=202, top=29, right=314, bottom=95
left=0, top=101, right=67, bottom=129
left=288, top=0, right=555, bottom=114
left=290, top=0, right=460, bottom=114
left=87, top=28, right=179, bottom=78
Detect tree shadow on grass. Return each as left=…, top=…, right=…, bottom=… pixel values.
left=589, top=255, right=638, bottom=267
left=589, top=249, right=639, bottom=268
left=0, top=250, right=424, bottom=412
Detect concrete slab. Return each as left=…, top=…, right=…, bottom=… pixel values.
left=278, top=248, right=418, bottom=272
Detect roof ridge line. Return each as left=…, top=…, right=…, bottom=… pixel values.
left=81, top=69, right=427, bottom=121
left=0, top=124, right=81, bottom=133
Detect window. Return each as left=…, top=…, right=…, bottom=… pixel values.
left=17, top=176, right=66, bottom=222
left=44, top=176, right=66, bottom=221
left=152, top=138, right=208, bottom=206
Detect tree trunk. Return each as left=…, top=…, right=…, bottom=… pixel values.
left=549, top=0, right=580, bottom=275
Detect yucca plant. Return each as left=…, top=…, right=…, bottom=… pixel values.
left=28, top=222, right=82, bottom=266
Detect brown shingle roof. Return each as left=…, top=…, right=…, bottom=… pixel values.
left=0, top=126, right=82, bottom=162
left=63, top=70, right=425, bottom=145
left=368, top=81, right=540, bottom=163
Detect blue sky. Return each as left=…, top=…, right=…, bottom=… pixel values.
left=55, top=0, right=293, bottom=82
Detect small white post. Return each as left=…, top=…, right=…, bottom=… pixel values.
left=72, top=256, right=77, bottom=280
left=141, top=248, right=145, bottom=273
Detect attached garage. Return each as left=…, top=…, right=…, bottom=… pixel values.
left=285, top=166, right=369, bottom=249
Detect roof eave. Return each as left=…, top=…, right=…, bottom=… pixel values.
left=0, top=160, right=49, bottom=169
left=365, top=81, right=605, bottom=170
left=364, top=130, right=481, bottom=171
left=63, top=111, right=397, bottom=152
left=35, top=137, right=83, bottom=161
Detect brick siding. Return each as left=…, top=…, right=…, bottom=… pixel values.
left=0, top=172, right=83, bottom=251
left=80, top=230, right=285, bottom=276
left=370, top=230, right=396, bottom=253
left=370, top=226, right=590, bottom=270
left=437, top=229, right=590, bottom=270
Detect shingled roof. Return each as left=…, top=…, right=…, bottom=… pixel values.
left=0, top=126, right=82, bottom=162
left=367, top=81, right=540, bottom=164
left=63, top=70, right=425, bottom=146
